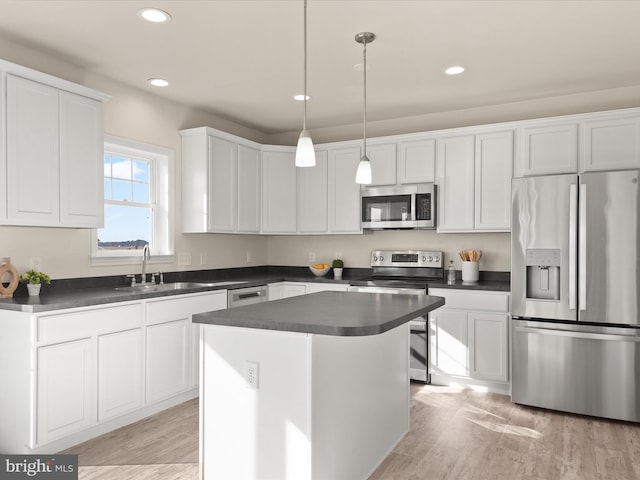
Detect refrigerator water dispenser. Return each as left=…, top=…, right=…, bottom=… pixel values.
left=525, top=249, right=560, bottom=300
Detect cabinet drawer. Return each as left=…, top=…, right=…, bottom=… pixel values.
left=146, top=291, right=227, bottom=325
left=429, top=289, right=509, bottom=312
left=37, top=303, right=142, bottom=344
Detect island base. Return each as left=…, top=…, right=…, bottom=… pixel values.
left=199, top=323, right=410, bottom=480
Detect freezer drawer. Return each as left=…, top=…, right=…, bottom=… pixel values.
left=512, top=319, right=640, bottom=423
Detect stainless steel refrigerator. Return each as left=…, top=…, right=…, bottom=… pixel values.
left=511, top=170, right=640, bottom=423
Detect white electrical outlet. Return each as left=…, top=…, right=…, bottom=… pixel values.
left=244, top=361, right=259, bottom=389
left=335, top=252, right=342, bottom=259
left=30, top=257, right=42, bottom=271
left=309, top=252, right=316, bottom=263
left=200, top=252, right=207, bottom=265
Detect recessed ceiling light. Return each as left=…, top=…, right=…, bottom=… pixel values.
left=147, top=78, right=169, bottom=87
left=294, top=94, right=311, bottom=101
left=138, top=8, right=171, bottom=23
left=445, top=65, right=465, bottom=75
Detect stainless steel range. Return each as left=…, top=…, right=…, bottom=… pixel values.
left=349, top=250, right=444, bottom=382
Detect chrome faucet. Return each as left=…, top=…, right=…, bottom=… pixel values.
left=141, top=244, right=150, bottom=284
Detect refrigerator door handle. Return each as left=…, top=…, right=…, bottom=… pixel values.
left=578, top=183, right=587, bottom=311
left=569, top=184, right=577, bottom=310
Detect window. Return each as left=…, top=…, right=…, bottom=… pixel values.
left=91, top=135, right=174, bottom=264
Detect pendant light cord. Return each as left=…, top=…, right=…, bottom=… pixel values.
left=362, top=38, right=367, bottom=155
left=303, top=0, right=308, bottom=131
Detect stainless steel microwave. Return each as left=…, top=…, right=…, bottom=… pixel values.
left=361, top=184, right=436, bottom=230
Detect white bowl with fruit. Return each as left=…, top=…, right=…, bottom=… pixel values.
left=309, top=263, right=331, bottom=277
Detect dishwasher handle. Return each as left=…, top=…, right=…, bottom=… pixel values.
left=228, top=286, right=268, bottom=307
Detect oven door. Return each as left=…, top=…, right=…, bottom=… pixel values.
left=347, top=286, right=430, bottom=383
left=361, top=192, right=416, bottom=229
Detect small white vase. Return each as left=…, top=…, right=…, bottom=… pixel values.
left=334, top=268, right=343, bottom=280
left=27, top=283, right=41, bottom=296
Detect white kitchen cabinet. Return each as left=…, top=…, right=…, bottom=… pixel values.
left=368, top=143, right=397, bottom=186
left=298, top=149, right=328, bottom=233
left=398, top=137, right=436, bottom=183
left=304, top=283, right=349, bottom=293
left=98, top=328, right=143, bottom=422
left=516, top=121, right=578, bottom=176
left=328, top=146, right=362, bottom=233
left=429, top=288, right=510, bottom=393
left=36, top=338, right=93, bottom=445
left=145, top=319, right=190, bottom=403
left=582, top=113, right=640, bottom=172
left=436, top=131, right=513, bottom=232
left=262, top=147, right=297, bottom=233
left=436, top=135, right=475, bottom=231
left=283, top=283, right=307, bottom=298
left=180, top=127, right=261, bottom=233
left=4, top=73, right=105, bottom=227
left=237, top=144, right=261, bottom=232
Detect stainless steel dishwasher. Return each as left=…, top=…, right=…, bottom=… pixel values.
left=227, top=285, right=268, bottom=307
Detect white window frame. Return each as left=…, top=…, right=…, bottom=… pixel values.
left=91, top=135, right=175, bottom=266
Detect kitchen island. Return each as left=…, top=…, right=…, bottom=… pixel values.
left=193, top=290, right=444, bottom=480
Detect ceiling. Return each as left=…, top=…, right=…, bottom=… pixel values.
left=1, top=0, right=639, bottom=137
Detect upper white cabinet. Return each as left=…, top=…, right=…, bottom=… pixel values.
left=298, top=150, right=328, bottom=233
left=261, top=147, right=297, bottom=233
left=367, top=143, right=397, bottom=186
left=180, top=127, right=261, bottom=233
left=517, top=121, right=578, bottom=176
left=328, top=146, right=362, bottom=233
left=436, top=130, right=513, bottom=232
left=582, top=112, right=640, bottom=172
left=2, top=66, right=107, bottom=228
left=398, top=137, right=436, bottom=183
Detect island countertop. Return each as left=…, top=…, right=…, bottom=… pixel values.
left=192, top=290, right=445, bottom=336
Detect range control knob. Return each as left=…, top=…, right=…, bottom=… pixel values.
left=379, top=256, right=384, bottom=262
left=421, top=256, right=427, bottom=262
left=434, top=256, right=440, bottom=263
left=427, top=256, right=433, bottom=262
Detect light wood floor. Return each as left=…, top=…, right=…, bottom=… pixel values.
left=62, top=384, right=640, bottom=479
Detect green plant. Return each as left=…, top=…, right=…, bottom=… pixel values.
left=20, top=269, right=51, bottom=285
left=331, top=259, right=344, bottom=269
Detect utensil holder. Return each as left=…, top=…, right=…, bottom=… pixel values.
left=462, top=261, right=479, bottom=283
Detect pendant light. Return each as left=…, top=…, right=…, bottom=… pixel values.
left=354, top=32, right=375, bottom=184
left=295, top=0, right=316, bottom=167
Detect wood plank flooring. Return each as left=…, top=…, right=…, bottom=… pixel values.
left=62, top=384, right=640, bottom=479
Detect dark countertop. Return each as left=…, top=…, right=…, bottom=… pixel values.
left=0, top=266, right=509, bottom=313
left=193, top=291, right=445, bottom=336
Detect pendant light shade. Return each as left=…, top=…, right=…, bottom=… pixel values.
left=355, top=32, right=375, bottom=184
left=295, top=0, right=316, bottom=167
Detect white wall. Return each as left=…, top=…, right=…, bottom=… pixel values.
left=266, top=231, right=511, bottom=271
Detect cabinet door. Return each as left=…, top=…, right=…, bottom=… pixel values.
left=398, top=138, right=436, bottom=183
left=59, top=91, right=103, bottom=227
left=298, top=150, right=328, bottom=233
left=430, top=309, right=468, bottom=377
left=582, top=115, right=640, bottom=172
left=282, top=284, right=306, bottom=298
left=6, top=75, right=60, bottom=225
left=146, top=319, right=190, bottom=403
left=262, top=149, right=297, bottom=233
left=474, top=131, right=513, bottom=231
left=468, top=313, right=508, bottom=382
left=37, top=338, right=93, bottom=445
left=208, top=136, right=238, bottom=232
left=368, top=143, right=397, bottom=186
left=436, top=136, right=475, bottom=231
left=98, top=328, right=143, bottom=421
left=237, top=144, right=261, bottom=232
left=328, top=146, right=362, bottom=233
left=518, top=123, right=578, bottom=176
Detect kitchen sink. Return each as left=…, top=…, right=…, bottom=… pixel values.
left=113, top=281, right=228, bottom=292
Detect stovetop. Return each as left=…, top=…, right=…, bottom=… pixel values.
left=351, top=250, right=445, bottom=289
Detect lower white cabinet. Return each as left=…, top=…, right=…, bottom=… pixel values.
left=37, top=338, right=93, bottom=446
left=268, top=282, right=348, bottom=300
left=145, top=319, right=190, bottom=403
left=98, top=328, right=143, bottom=422
left=0, top=289, right=226, bottom=454
left=429, top=288, right=509, bottom=392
